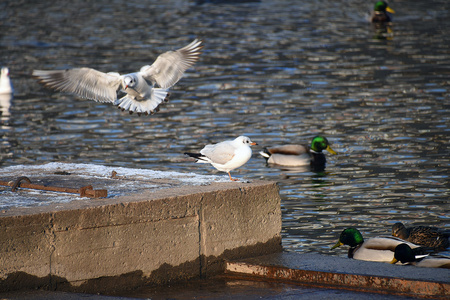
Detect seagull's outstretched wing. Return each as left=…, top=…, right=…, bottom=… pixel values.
left=33, top=68, right=122, bottom=103
left=140, top=39, right=203, bottom=89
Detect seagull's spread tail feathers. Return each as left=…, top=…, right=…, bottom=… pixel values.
left=184, top=152, right=210, bottom=164
left=115, top=87, right=169, bottom=115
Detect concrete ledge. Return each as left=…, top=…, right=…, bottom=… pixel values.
left=225, top=252, right=450, bottom=299
left=0, top=164, right=282, bottom=294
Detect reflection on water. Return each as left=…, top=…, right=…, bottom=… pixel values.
left=0, top=0, right=449, bottom=256
left=0, top=93, right=12, bottom=121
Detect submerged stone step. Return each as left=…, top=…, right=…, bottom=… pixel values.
left=225, top=252, right=450, bottom=299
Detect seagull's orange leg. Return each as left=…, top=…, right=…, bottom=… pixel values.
left=228, top=172, right=238, bottom=181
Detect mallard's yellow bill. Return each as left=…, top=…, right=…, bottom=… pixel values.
left=390, top=257, right=398, bottom=264
left=331, top=240, right=343, bottom=249
left=386, top=6, right=395, bottom=13
left=326, top=145, right=337, bottom=155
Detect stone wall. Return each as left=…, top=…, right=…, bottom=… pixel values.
left=0, top=181, right=282, bottom=294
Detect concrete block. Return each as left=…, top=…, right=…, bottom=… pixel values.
left=51, top=216, right=200, bottom=284
left=0, top=173, right=282, bottom=294
left=0, top=213, right=53, bottom=279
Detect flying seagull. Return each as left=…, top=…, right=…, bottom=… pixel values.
left=185, top=136, right=257, bottom=181
left=33, top=39, right=203, bottom=115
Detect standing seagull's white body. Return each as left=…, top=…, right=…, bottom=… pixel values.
left=32, top=39, right=203, bottom=115
left=0, top=67, right=13, bottom=118
left=0, top=67, right=13, bottom=94
left=185, top=136, right=257, bottom=181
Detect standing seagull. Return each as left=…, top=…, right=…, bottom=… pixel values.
left=185, top=136, right=257, bottom=181
left=33, top=39, right=203, bottom=115
left=0, top=67, right=13, bottom=94
left=0, top=67, right=13, bottom=119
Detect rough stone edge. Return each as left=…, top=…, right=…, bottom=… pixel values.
left=224, top=261, right=450, bottom=299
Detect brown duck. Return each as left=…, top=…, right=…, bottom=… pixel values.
left=392, top=222, right=449, bottom=251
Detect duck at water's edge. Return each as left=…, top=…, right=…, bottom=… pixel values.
left=392, top=222, right=449, bottom=251
left=391, top=243, right=450, bottom=268
left=331, top=228, right=422, bottom=263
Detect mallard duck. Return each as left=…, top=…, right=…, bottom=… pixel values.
left=391, top=243, right=450, bottom=269
left=331, top=228, right=421, bottom=263
left=259, top=136, right=337, bottom=168
left=371, top=1, right=395, bottom=23
left=392, top=222, right=449, bottom=251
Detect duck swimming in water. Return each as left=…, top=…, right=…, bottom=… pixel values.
left=259, top=136, right=337, bottom=170
left=371, top=1, right=395, bottom=23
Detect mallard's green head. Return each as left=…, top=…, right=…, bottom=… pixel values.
left=310, top=136, right=337, bottom=154
left=374, top=1, right=395, bottom=13
left=331, top=228, right=364, bottom=249
left=391, top=243, right=415, bottom=264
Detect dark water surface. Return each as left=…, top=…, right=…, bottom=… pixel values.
left=1, top=0, right=449, bottom=257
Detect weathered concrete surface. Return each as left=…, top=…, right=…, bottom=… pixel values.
left=0, top=277, right=422, bottom=300
left=225, top=252, right=450, bottom=299
left=0, top=164, right=282, bottom=294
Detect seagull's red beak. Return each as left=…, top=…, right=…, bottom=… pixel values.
left=124, top=85, right=128, bottom=89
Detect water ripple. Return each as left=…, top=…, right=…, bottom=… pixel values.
left=1, top=0, right=449, bottom=255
